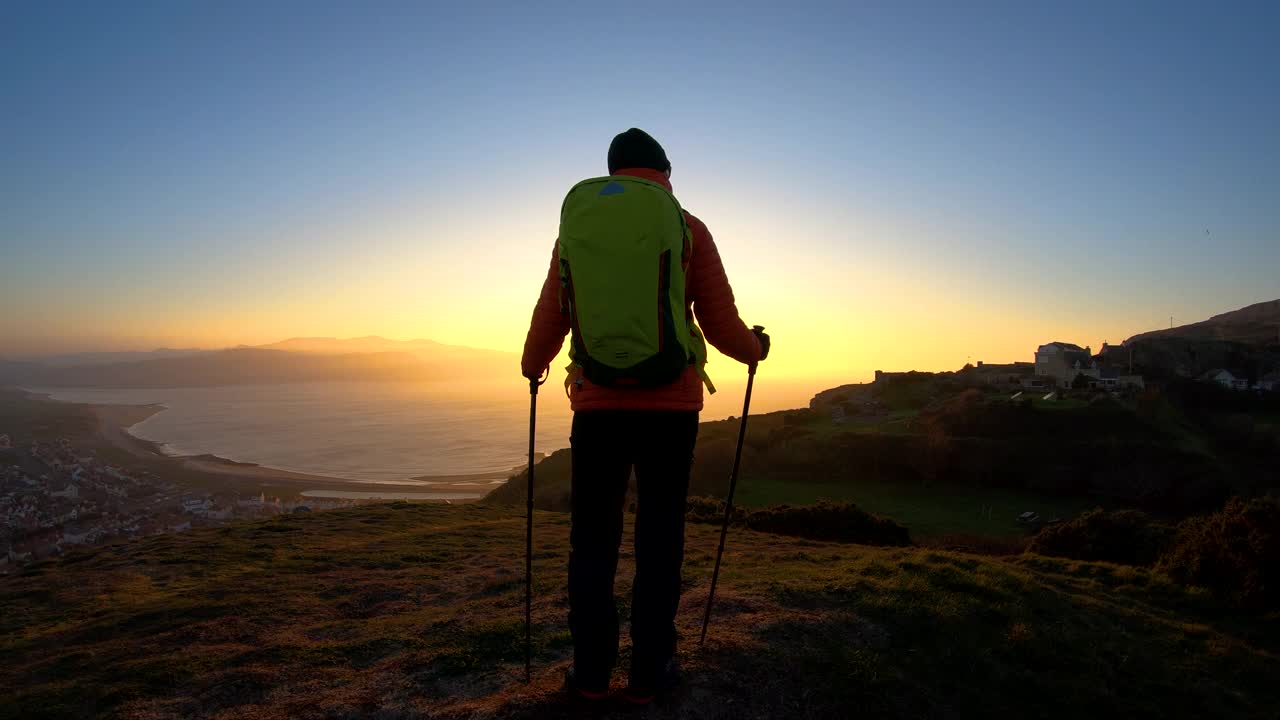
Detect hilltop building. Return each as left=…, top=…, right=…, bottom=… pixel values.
left=1035, top=342, right=1094, bottom=381
left=1034, top=342, right=1143, bottom=390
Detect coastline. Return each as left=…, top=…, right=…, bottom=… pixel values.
left=82, top=398, right=509, bottom=500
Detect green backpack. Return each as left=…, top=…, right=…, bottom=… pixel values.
left=558, top=175, right=713, bottom=392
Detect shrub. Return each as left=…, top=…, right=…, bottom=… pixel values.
left=685, top=496, right=745, bottom=525
left=1026, top=509, right=1175, bottom=566
left=1157, top=497, right=1280, bottom=609
left=744, top=500, right=911, bottom=547
left=686, top=497, right=911, bottom=547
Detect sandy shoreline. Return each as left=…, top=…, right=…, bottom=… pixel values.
left=84, top=400, right=510, bottom=499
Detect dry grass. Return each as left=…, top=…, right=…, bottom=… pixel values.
left=3, top=503, right=1278, bottom=719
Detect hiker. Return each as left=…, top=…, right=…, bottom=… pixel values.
left=521, top=128, right=769, bottom=704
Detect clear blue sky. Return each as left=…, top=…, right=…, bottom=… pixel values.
left=2, top=1, right=1277, bottom=376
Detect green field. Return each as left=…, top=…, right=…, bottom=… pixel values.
left=734, top=474, right=1098, bottom=538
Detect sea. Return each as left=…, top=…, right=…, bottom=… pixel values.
left=34, top=377, right=824, bottom=489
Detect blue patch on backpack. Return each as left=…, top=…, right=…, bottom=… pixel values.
left=598, top=182, right=625, bottom=196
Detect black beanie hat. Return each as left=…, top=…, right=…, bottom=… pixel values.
left=607, top=128, right=671, bottom=175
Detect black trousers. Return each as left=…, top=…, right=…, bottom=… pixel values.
left=568, top=409, right=699, bottom=689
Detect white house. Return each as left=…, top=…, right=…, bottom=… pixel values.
left=1200, top=369, right=1248, bottom=390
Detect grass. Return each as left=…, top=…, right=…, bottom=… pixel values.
left=734, top=474, right=1097, bottom=538
left=2, top=502, right=1278, bottom=719
left=1030, top=397, right=1089, bottom=409
left=0, top=388, right=98, bottom=442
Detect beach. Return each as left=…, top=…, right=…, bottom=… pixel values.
left=84, top=400, right=508, bottom=501
left=30, top=382, right=572, bottom=484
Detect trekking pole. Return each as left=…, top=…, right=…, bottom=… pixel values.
left=525, top=370, right=546, bottom=684
left=700, top=327, right=763, bottom=646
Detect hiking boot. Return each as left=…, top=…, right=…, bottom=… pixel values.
left=563, top=665, right=610, bottom=702
left=624, top=658, right=680, bottom=706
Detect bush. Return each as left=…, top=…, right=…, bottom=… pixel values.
left=686, top=498, right=911, bottom=547
left=745, top=500, right=910, bottom=546
left=1026, top=509, right=1175, bottom=566
left=1157, top=497, right=1280, bottom=609
left=685, top=496, right=745, bottom=525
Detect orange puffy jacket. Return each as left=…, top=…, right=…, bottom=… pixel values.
left=521, top=167, right=763, bottom=412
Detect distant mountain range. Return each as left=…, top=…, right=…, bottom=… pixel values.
left=17, top=348, right=207, bottom=368
left=0, top=337, right=517, bottom=388
left=255, top=337, right=445, bottom=354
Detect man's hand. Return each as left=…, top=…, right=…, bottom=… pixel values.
left=752, top=326, right=770, bottom=362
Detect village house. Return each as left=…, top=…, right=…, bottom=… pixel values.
left=1035, top=342, right=1094, bottom=384
left=238, top=492, right=267, bottom=507
left=1021, top=375, right=1054, bottom=390
left=1096, top=367, right=1145, bottom=390
left=1, top=435, right=361, bottom=572
left=59, top=523, right=97, bottom=546
left=202, top=505, right=235, bottom=521
left=1034, top=342, right=1143, bottom=390
left=964, top=361, right=1035, bottom=387
left=1199, top=368, right=1249, bottom=391
left=50, top=482, right=79, bottom=500
left=1260, top=371, right=1280, bottom=392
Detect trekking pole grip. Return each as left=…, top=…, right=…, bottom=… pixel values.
left=529, top=367, right=549, bottom=394
left=750, top=325, right=765, bottom=374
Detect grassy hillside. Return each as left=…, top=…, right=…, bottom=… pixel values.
left=3, top=503, right=1278, bottom=719
left=1126, top=298, right=1280, bottom=346
left=491, top=379, right=1244, bottom=537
